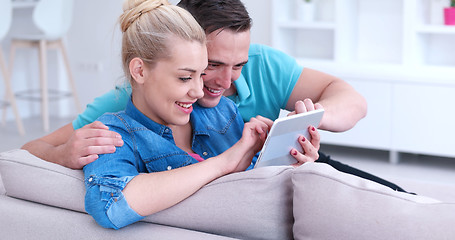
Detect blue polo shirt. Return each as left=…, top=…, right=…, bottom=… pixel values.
left=227, top=44, right=302, bottom=121
left=72, top=44, right=303, bottom=128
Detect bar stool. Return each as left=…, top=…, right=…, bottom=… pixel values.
left=0, top=0, right=25, bottom=135
left=9, top=0, right=80, bottom=132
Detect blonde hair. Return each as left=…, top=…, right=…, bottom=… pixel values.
left=118, top=0, right=206, bottom=84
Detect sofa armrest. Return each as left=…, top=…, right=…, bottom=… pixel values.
left=292, top=162, right=455, bottom=240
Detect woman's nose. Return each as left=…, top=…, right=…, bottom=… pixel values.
left=189, top=78, right=204, bottom=99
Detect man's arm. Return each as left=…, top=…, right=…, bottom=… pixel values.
left=21, top=87, right=131, bottom=169
left=21, top=121, right=124, bottom=169
left=286, top=68, right=367, bottom=132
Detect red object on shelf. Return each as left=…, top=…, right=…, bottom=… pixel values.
left=444, top=7, right=455, bottom=25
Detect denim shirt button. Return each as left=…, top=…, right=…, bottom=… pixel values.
left=202, top=152, right=208, bottom=156
left=167, top=166, right=172, bottom=170
left=164, top=128, right=169, bottom=133
left=88, top=177, right=93, bottom=182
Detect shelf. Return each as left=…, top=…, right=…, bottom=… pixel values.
left=415, top=24, right=455, bottom=34
left=297, top=59, right=455, bottom=85
left=270, top=0, right=455, bottom=160
left=276, top=21, right=336, bottom=30
left=12, top=0, right=38, bottom=9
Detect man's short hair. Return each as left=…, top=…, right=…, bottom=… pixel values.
left=177, top=0, right=252, bottom=34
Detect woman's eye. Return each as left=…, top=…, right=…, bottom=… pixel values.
left=179, top=77, right=192, bottom=82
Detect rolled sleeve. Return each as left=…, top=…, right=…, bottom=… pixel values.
left=107, top=190, right=144, bottom=229
left=85, top=175, right=143, bottom=229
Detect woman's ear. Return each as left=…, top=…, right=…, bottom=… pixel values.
left=129, top=58, right=145, bottom=84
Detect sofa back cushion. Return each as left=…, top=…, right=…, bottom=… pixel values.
left=144, top=166, right=294, bottom=240
left=292, top=162, right=455, bottom=240
left=0, top=149, right=85, bottom=212
left=0, top=173, right=5, bottom=195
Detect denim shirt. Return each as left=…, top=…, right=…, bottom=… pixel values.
left=83, top=96, right=251, bottom=229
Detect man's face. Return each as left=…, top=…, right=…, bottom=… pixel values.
left=197, top=29, right=250, bottom=108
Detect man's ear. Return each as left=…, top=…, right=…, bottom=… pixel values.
left=129, top=58, right=145, bottom=84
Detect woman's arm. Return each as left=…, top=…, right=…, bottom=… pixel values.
left=122, top=116, right=271, bottom=217
left=21, top=87, right=130, bottom=169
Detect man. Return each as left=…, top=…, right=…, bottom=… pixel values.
left=21, top=0, right=405, bottom=191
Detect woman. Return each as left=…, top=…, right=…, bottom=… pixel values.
left=84, top=0, right=320, bottom=229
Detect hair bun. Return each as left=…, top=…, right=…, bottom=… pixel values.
left=119, top=0, right=170, bottom=32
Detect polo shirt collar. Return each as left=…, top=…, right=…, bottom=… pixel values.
left=232, top=73, right=250, bottom=103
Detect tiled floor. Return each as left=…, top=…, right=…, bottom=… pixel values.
left=2, top=117, right=455, bottom=202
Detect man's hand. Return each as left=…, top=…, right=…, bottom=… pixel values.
left=287, top=99, right=324, bottom=118
left=22, top=121, right=123, bottom=169
left=59, top=121, right=124, bottom=169
left=286, top=68, right=367, bottom=132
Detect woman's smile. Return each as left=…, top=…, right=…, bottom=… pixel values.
left=176, top=101, right=195, bottom=114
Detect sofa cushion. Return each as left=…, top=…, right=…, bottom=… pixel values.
left=292, top=162, right=455, bottom=240
left=0, top=194, right=236, bottom=240
left=0, top=149, right=85, bottom=212
left=0, top=172, right=5, bottom=195
left=0, top=149, right=294, bottom=240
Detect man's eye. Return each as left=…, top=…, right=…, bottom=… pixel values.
left=233, top=64, right=245, bottom=70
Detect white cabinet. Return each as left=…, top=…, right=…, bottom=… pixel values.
left=392, top=84, right=455, bottom=157
left=271, top=0, right=455, bottom=161
left=320, top=79, right=393, bottom=151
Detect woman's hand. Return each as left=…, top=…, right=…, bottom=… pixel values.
left=289, top=125, right=320, bottom=167
left=221, top=116, right=273, bottom=173
left=241, top=116, right=273, bottom=152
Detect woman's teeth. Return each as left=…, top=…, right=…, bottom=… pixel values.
left=177, top=102, right=191, bottom=109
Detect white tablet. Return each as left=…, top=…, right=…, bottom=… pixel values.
left=254, top=109, right=324, bottom=168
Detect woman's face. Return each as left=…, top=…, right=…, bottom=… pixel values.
left=132, top=37, right=208, bottom=126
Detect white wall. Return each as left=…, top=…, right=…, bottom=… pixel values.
left=66, top=0, right=124, bottom=112
left=67, top=0, right=274, bottom=111
left=243, top=0, right=272, bottom=46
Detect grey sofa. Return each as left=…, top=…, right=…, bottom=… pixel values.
left=1, top=149, right=455, bottom=240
